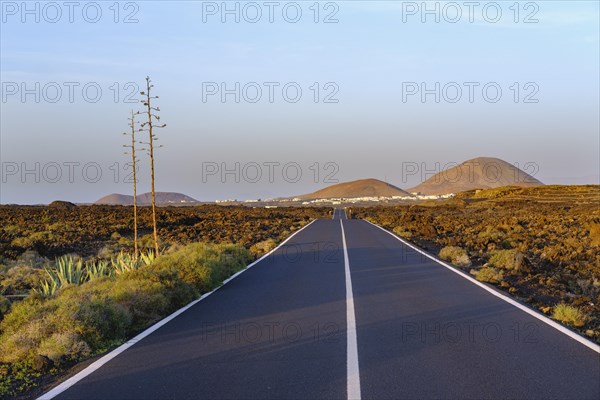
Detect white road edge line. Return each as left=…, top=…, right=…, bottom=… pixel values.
left=37, top=219, right=318, bottom=400
left=364, top=219, right=600, bottom=354
left=341, top=220, right=362, bottom=400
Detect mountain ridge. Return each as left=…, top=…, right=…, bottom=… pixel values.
left=408, top=157, right=544, bottom=195
left=95, top=192, right=198, bottom=205
left=295, top=178, right=410, bottom=199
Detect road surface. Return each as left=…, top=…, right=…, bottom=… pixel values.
left=44, top=210, right=600, bottom=400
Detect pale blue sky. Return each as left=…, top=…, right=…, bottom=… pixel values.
left=1, top=1, right=598, bottom=203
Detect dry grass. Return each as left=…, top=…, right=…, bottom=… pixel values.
left=439, top=246, right=471, bottom=267
left=552, top=303, right=587, bottom=327
left=471, top=267, right=504, bottom=284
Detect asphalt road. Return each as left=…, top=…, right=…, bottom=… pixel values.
left=45, top=210, right=600, bottom=400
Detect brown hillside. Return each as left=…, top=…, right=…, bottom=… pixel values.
left=409, top=157, right=543, bottom=195
left=298, top=179, right=410, bottom=199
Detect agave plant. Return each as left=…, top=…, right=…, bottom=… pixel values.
left=35, top=277, right=59, bottom=297
left=51, top=256, right=86, bottom=286
left=86, top=259, right=112, bottom=281
left=35, top=256, right=86, bottom=297
left=111, top=252, right=140, bottom=275
left=139, top=250, right=156, bottom=266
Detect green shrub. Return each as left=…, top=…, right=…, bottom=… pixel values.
left=149, top=249, right=210, bottom=293
left=552, top=303, right=586, bottom=327
left=472, top=267, right=504, bottom=284
left=73, top=298, right=131, bottom=350
left=107, top=277, right=169, bottom=333
left=488, top=249, right=525, bottom=272
left=1, top=279, right=131, bottom=364
left=0, top=298, right=52, bottom=363
left=439, top=246, right=471, bottom=267
left=37, top=332, right=91, bottom=364
left=149, top=243, right=251, bottom=292
left=130, top=267, right=197, bottom=311
left=210, top=244, right=252, bottom=284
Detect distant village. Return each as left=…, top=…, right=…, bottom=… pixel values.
left=215, top=193, right=455, bottom=206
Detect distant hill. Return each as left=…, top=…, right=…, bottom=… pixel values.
left=135, top=192, right=198, bottom=204
left=297, top=179, right=410, bottom=199
left=48, top=200, right=77, bottom=208
left=409, top=157, right=544, bottom=195
left=95, top=194, right=135, bottom=205
left=95, top=192, right=198, bottom=205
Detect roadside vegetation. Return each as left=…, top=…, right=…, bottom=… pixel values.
left=439, top=246, right=471, bottom=267
left=353, top=185, right=600, bottom=342
left=0, top=205, right=328, bottom=398
left=552, top=303, right=587, bottom=327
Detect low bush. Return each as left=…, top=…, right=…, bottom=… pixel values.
left=105, top=276, right=170, bottom=333
left=552, top=303, right=586, bottom=327
left=439, top=246, right=471, bottom=267
left=149, top=243, right=251, bottom=293
left=471, top=267, right=504, bottom=284
left=488, top=249, right=526, bottom=272
left=0, top=280, right=131, bottom=365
